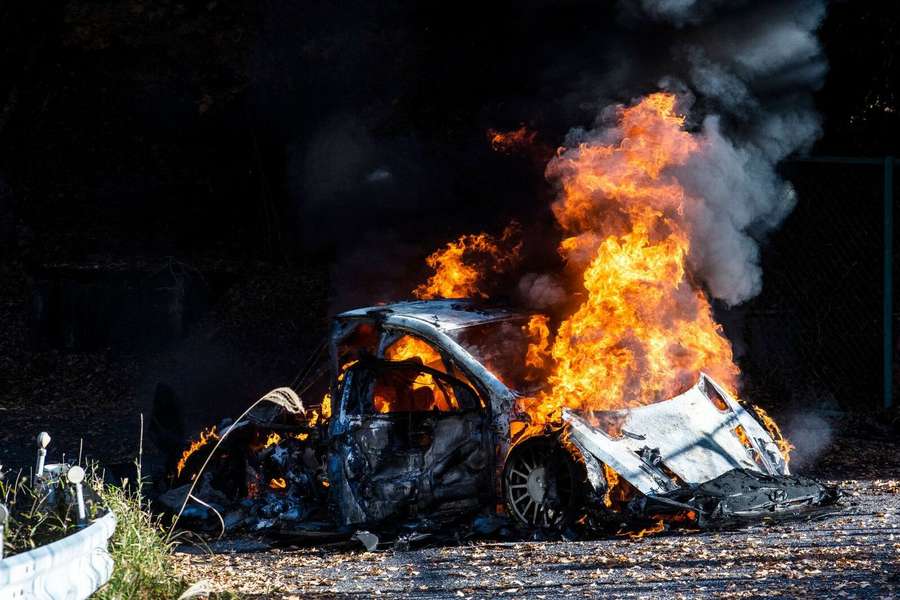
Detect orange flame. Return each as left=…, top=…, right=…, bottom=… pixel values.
left=488, top=125, right=537, bottom=154
left=520, top=92, right=739, bottom=425
left=385, top=335, right=443, bottom=366
left=621, top=519, right=665, bottom=539
left=524, top=314, right=551, bottom=371
left=733, top=424, right=752, bottom=448
left=602, top=463, right=637, bottom=510
left=314, top=360, right=349, bottom=425
left=376, top=335, right=459, bottom=412
left=264, top=432, right=282, bottom=448
left=413, top=224, right=521, bottom=300
left=176, top=426, right=218, bottom=477
left=269, top=477, right=287, bottom=490
left=752, top=405, right=794, bottom=464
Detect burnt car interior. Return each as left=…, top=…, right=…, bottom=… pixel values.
left=330, top=358, right=492, bottom=526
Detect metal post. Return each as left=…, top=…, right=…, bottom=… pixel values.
left=0, top=503, right=8, bottom=560
left=67, top=466, right=88, bottom=525
left=885, top=156, right=894, bottom=410
left=34, top=432, right=51, bottom=485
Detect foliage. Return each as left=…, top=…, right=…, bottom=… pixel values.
left=0, top=471, right=78, bottom=556
left=92, top=472, right=188, bottom=600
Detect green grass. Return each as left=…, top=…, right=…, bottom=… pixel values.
left=93, top=475, right=188, bottom=600
left=1, top=473, right=77, bottom=555
left=1, top=467, right=197, bottom=598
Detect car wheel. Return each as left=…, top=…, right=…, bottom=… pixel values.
left=503, top=438, right=582, bottom=528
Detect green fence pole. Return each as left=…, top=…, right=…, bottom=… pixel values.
left=885, top=156, right=894, bottom=410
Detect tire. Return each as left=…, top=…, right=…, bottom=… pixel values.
left=503, top=437, right=584, bottom=528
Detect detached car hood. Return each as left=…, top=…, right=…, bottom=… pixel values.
left=563, top=374, right=788, bottom=496
left=562, top=374, right=838, bottom=523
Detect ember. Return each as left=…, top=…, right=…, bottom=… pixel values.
left=487, top=125, right=537, bottom=154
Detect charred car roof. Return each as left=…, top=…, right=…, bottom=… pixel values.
left=335, top=300, right=525, bottom=332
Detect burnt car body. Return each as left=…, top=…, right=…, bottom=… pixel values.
left=169, top=300, right=837, bottom=535
left=321, top=300, right=836, bottom=531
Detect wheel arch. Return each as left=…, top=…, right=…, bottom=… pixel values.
left=501, top=432, right=591, bottom=527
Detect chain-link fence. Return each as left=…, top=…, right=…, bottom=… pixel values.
left=733, top=157, right=895, bottom=413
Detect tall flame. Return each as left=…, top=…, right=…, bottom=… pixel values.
left=524, top=314, right=551, bottom=371
left=413, top=224, right=521, bottom=300
left=519, top=93, right=739, bottom=424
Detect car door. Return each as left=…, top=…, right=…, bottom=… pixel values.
left=328, top=358, right=492, bottom=527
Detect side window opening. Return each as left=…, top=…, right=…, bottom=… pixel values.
left=336, top=321, right=379, bottom=368
left=372, top=366, right=460, bottom=413
left=348, top=359, right=480, bottom=415
left=382, top=331, right=487, bottom=411
left=382, top=333, right=448, bottom=373
left=330, top=320, right=381, bottom=418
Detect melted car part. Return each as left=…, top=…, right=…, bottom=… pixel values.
left=643, top=468, right=840, bottom=527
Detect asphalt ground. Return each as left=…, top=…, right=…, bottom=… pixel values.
left=174, top=476, right=899, bottom=598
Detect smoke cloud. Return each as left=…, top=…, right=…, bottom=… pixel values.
left=626, top=0, right=826, bottom=305
left=256, top=1, right=826, bottom=308
left=536, top=0, right=826, bottom=306
left=675, top=2, right=824, bottom=303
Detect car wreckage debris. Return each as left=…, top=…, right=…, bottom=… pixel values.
left=158, top=301, right=841, bottom=545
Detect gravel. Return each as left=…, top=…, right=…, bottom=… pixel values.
left=174, top=478, right=899, bottom=598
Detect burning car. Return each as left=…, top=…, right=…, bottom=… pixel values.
left=167, top=299, right=837, bottom=538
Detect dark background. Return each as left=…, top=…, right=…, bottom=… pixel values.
left=0, top=1, right=897, bottom=469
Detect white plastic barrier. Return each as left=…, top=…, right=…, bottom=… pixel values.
left=0, top=511, right=116, bottom=600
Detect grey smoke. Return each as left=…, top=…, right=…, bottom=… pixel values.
left=631, top=0, right=737, bottom=27
left=366, top=168, right=393, bottom=184
left=630, top=0, right=826, bottom=305
left=783, top=411, right=834, bottom=470
left=518, top=273, right=567, bottom=310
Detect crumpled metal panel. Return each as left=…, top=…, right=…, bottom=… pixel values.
left=564, top=412, right=676, bottom=495
left=564, top=374, right=788, bottom=496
